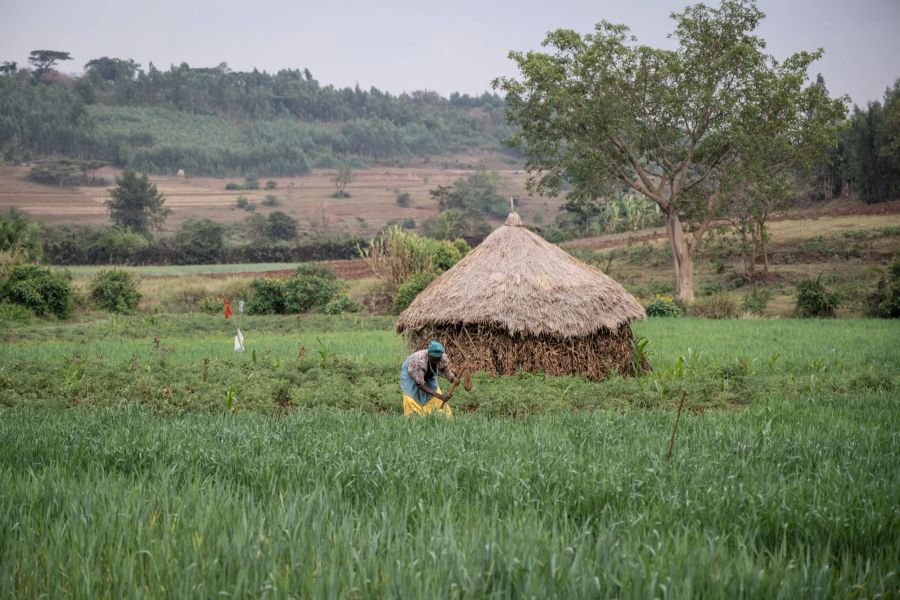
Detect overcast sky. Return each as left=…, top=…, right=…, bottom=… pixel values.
left=2, top=0, right=898, bottom=107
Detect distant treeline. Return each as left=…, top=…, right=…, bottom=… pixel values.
left=0, top=57, right=513, bottom=176
left=42, top=225, right=367, bottom=266
left=803, top=78, right=900, bottom=203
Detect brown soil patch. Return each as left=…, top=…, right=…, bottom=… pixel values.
left=0, top=163, right=562, bottom=236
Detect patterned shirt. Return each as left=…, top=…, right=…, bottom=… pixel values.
left=406, top=349, right=456, bottom=388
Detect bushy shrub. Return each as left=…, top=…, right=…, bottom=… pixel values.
left=246, top=278, right=286, bottom=314
left=644, top=294, right=682, bottom=317
left=401, top=218, right=416, bottom=229
left=743, top=286, right=773, bottom=314
left=265, top=180, right=277, bottom=190
left=395, top=192, right=411, bottom=207
left=0, top=264, right=71, bottom=318
left=795, top=274, right=838, bottom=318
left=174, top=219, right=224, bottom=264
left=691, top=293, right=738, bottom=319
left=261, top=195, right=279, bottom=207
left=235, top=196, right=256, bottom=211
left=282, top=272, right=341, bottom=313
left=866, top=258, right=900, bottom=318
left=394, top=272, right=436, bottom=313
left=431, top=239, right=466, bottom=270
left=247, top=265, right=340, bottom=314
left=86, top=225, right=150, bottom=265
left=225, top=182, right=241, bottom=190
left=90, top=269, right=141, bottom=313
left=324, top=293, right=360, bottom=315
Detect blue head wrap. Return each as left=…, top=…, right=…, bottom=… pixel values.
left=427, top=340, right=445, bottom=358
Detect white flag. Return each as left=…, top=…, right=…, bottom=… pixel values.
left=234, top=329, right=245, bottom=352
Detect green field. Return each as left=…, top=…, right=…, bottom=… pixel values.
left=1, top=315, right=898, bottom=597
left=61, top=263, right=308, bottom=279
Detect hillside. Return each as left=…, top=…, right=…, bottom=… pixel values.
left=0, top=64, right=514, bottom=177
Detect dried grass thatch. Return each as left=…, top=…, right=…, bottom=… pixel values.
left=406, top=323, right=637, bottom=380
left=397, top=213, right=646, bottom=380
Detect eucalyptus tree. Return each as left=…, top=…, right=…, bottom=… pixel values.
left=495, top=0, right=844, bottom=300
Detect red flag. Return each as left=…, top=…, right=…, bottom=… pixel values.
left=224, top=297, right=232, bottom=319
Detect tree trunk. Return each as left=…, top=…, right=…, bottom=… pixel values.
left=665, top=212, right=695, bottom=302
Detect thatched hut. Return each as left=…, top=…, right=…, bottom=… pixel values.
left=396, top=212, right=646, bottom=380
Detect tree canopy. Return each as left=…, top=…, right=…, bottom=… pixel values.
left=106, top=170, right=170, bottom=236
left=495, top=0, right=845, bottom=300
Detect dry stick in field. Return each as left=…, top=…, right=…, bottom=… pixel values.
left=666, top=390, right=688, bottom=461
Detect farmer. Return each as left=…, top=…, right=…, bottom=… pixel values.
left=400, top=340, right=458, bottom=416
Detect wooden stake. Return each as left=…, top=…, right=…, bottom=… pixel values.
left=666, top=390, right=687, bottom=461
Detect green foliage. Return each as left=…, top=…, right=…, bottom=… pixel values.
left=324, top=293, right=360, bottom=315
left=431, top=238, right=470, bottom=270
left=743, top=286, right=773, bottom=314
left=266, top=211, right=298, bottom=241
left=243, top=176, right=260, bottom=190
left=422, top=208, right=491, bottom=240
left=89, top=269, right=141, bottom=313
left=400, top=218, right=416, bottom=229
left=429, top=169, right=508, bottom=218
left=261, top=194, right=279, bottom=207
left=174, top=219, right=225, bottom=264
left=225, top=182, right=241, bottom=190
left=0, top=208, right=43, bottom=262
left=494, top=0, right=846, bottom=301
left=235, top=196, right=256, bottom=211
left=265, top=180, right=277, bottom=190
left=795, top=274, right=839, bottom=317
left=359, top=226, right=435, bottom=290
left=28, top=50, right=72, bottom=82
left=629, top=335, right=652, bottom=375
left=644, top=295, right=683, bottom=317
left=0, top=315, right=898, bottom=597
left=866, top=258, right=900, bottom=318
left=247, top=265, right=340, bottom=315
left=106, top=169, right=170, bottom=235
left=394, top=271, right=437, bottom=313
left=1, top=54, right=509, bottom=175
left=84, top=57, right=139, bottom=83
left=395, top=192, right=411, bottom=207
left=0, top=264, right=71, bottom=318
left=838, top=80, right=900, bottom=202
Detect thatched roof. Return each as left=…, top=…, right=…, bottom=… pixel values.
left=397, top=212, right=645, bottom=338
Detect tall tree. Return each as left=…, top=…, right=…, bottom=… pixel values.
left=28, top=50, right=72, bottom=83
left=84, top=57, right=140, bottom=83
left=106, top=170, right=170, bottom=236
left=495, top=0, right=844, bottom=300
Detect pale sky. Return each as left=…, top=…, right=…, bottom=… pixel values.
left=1, top=0, right=898, bottom=107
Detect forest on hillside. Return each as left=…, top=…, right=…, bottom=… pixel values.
left=0, top=53, right=513, bottom=176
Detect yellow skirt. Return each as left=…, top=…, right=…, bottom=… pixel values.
left=402, top=387, right=453, bottom=417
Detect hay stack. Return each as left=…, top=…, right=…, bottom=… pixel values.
left=396, top=212, right=646, bottom=380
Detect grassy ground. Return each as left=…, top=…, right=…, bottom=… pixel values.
left=0, top=314, right=897, bottom=597
left=1, top=315, right=896, bottom=415
left=572, top=217, right=900, bottom=317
